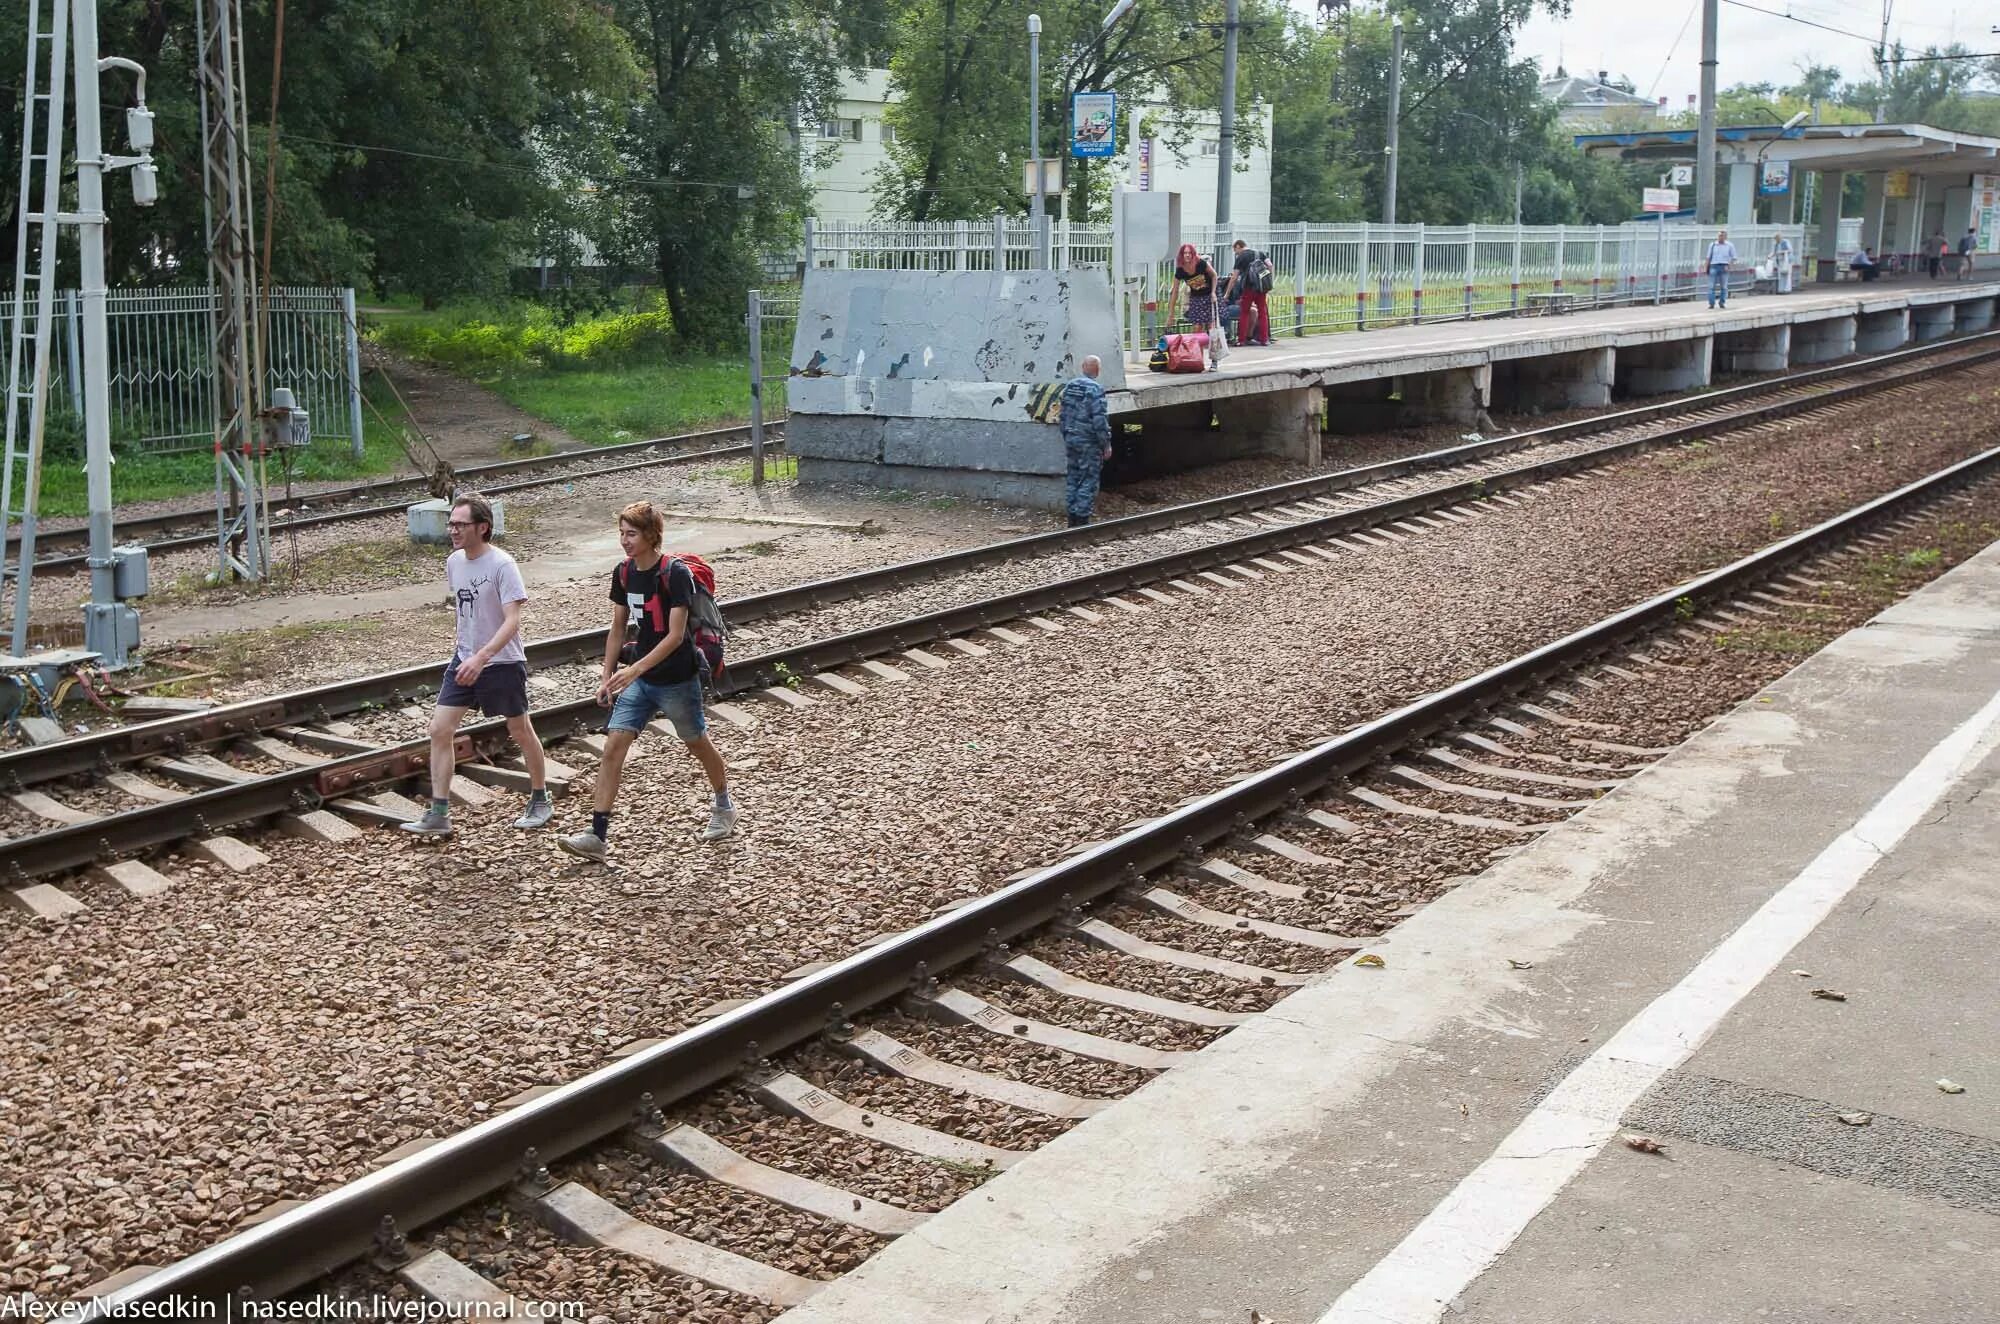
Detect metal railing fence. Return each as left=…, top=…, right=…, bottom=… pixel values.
left=0, top=285, right=363, bottom=454
left=804, top=219, right=1819, bottom=350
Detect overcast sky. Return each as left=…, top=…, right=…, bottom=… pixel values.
left=1514, top=0, right=1994, bottom=104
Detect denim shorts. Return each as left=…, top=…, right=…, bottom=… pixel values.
left=609, top=674, right=707, bottom=740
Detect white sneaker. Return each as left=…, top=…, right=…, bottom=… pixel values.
left=703, top=801, right=739, bottom=842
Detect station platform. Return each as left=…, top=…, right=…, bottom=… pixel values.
left=780, top=540, right=2000, bottom=1323
left=1112, top=280, right=2000, bottom=470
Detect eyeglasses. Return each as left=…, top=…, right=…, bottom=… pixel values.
left=446, top=520, right=475, bottom=529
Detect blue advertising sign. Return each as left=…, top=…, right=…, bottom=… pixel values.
left=1072, top=91, right=1117, bottom=158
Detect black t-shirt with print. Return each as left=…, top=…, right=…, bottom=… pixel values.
left=611, top=556, right=698, bottom=684
left=1174, top=259, right=1215, bottom=297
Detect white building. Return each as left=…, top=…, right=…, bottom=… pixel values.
left=1119, top=103, right=1273, bottom=229
left=809, top=70, right=900, bottom=223
left=807, top=71, right=1272, bottom=227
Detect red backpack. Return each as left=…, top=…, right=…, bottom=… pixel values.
left=616, top=553, right=728, bottom=684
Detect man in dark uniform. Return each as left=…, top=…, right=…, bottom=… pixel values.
left=1060, top=355, right=1113, bottom=527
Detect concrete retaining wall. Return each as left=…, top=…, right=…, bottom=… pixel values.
left=1715, top=326, right=1790, bottom=374
left=1855, top=308, right=1910, bottom=354
left=1489, top=348, right=1613, bottom=413
left=1790, top=315, right=1857, bottom=365
left=1616, top=336, right=1712, bottom=396
left=1958, top=297, right=1996, bottom=334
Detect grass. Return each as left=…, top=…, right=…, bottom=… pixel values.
left=150, top=534, right=449, bottom=606
left=130, top=618, right=386, bottom=697
left=35, top=371, right=417, bottom=518
left=702, top=454, right=799, bottom=486
left=365, top=298, right=786, bottom=448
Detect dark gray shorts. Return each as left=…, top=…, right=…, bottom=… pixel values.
left=437, top=659, right=529, bottom=717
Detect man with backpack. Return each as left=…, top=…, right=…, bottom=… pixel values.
left=558, top=500, right=736, bottom=861
left=1226, top=239, right=1273, bottom=347
left=1958, top=227, right=1979, bottom=282
left=1059, top=355, right=1113, bottom=528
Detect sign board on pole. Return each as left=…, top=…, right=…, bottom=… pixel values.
left=1976, top=173, right=1999, bottom=253
left=1642, top=187, right=1680, bottom=213
left=1021, top=159, right=1062, bottom=196
left=1758, top=160, right=1791, bottom=196
left=1137, top=138, right=1152, bottom=191
left=1669, top=165, right=1694, bottom=187
left=1072, top=91, right=1117, bottom=158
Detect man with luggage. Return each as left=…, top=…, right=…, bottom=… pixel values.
left=559, top=500, right=737, bottom=861
left=402, top=493, right=553, bottom=837
left=1226, top=239, right=1272, bottom=346
left=1060, top=355, right=1112, bottom=528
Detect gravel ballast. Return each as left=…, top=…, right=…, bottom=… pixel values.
left=4, top=371, right=1999, bottom=1295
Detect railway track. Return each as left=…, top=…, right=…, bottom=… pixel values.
left=9, top=419, right=786, bottom=575
left=74, top=438, right=2000, bottom=1317
left=4, top=337, right=2000, bottom=896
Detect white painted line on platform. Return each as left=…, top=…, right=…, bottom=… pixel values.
left=1316, top=676, right=2000, bottom=1324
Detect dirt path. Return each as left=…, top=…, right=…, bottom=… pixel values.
left=370, top=350, right=593, bottom=466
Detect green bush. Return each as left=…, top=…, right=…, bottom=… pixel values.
left=367, top=299, right=679, bottom=373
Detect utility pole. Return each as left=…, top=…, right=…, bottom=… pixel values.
left=1696, top=0, right=1717, bottom=224
left=1213, top=0, right=1239, bottom=274
left=1383, top=15, right=1403, bottom=226
left=198, top=0, right=267, bottom=583
left=1028, top=13, right=1044, bottom=269
left=1873, top=0, right=1893, bottom=123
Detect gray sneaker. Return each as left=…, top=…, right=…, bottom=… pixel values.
left=399, top=806, right=452, bottom=837
left=512, top=796, right=554, bottom=830
left=703, top=801, right=739, bottom=842
left=558, top=830, right=608, bottom=863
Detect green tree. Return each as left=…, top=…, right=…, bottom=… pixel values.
left=0, top=0, right=641, bottom=303
left=603, top=0, right=887, bottom=344
left=873, top=0, right=1291, bottom=223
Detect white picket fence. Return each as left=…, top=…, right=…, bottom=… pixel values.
left=805, top=218, right=1822, bottom=349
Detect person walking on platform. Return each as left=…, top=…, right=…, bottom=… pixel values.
left=1959, top=227, right=1979, bottom=282
left=559, top=501, right=736, bottom=862
left=1705, top=229, right=1738, bottom=309
left=1060, top=355, right=1113, bottom=527
left=1929, top=230, right=1949, bottom=279
left=403, top=493, right=552, bottom=837
left=1226, top=239, right=1272, bottom=346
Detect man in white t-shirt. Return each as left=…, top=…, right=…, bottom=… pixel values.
left=1705, top=230, right=1739, bottom=309
left=401, top=493, right=553, bottom=837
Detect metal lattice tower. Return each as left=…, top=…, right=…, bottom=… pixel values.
left=2, top=0, right=72, bottom=656
left=197, top=0, right=268, bottom=581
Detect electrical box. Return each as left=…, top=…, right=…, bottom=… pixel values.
left=126, top=106, right=154, bottom=150
left=110, top=545, right=149, bottom=600
left=131, top=161, right=158, bottom=207
left=1116, top=189, right=1180, bottom=273
left=267, top=387, right=311, bottom=447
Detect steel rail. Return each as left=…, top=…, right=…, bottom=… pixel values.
left=3, top=337, right=1993, bottom=795
left=89, top=439, right=2000, bottom=1313
left=1, top=368, right=1988, bottom=880
left=18, top=427, right=786, bottom=573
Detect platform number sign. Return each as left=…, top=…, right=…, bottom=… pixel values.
left=1072, top=91, right=1117, bottom=159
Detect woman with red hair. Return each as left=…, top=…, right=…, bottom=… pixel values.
left=1164, top=242, right=1219, bottom=339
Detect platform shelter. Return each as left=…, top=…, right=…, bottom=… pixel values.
left=1574, top=122, right=2000, bottom=281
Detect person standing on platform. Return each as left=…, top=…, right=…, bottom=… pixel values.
left=1060, top=355, right=1113, bottom=528
left=1705, top=230, right=1738, bottom=309
left=1226, top=239, right=1272, bottom=347
left=402, top=493, right=553, bottom=838
left=1165, top=243, right=1220, bottom=357
left=1770, top=234, right=1794, bottom=294
left=1959, top=228, right=1979, bottom=282
left=1929, top=230, right=1949, bottom=279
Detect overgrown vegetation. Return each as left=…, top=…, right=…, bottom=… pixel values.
left=368, top=299, right=787, bottom=445
left=34, top=371, right=416, bottom=518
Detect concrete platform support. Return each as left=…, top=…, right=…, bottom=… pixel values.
left=1910, top=303, right=1954, bottom=342
left=1322, top=365, right=1492, bottom=433
left=1854, top=308, right=1909, bottom=354
left=1614, top=336, right=1712, bottom=397
left=1219, top=385, right=1325, bottom=465
left=1957, top=296, right=1996, bottom=333
left=1713, top=325, right=1791, bottom=374
left=1489, top=348, right=1614, bottom=413
left=1789, top=315, right=1856, bottom=364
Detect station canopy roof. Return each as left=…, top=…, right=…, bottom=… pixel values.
left=1573, top=122, right=2000, bottom=179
